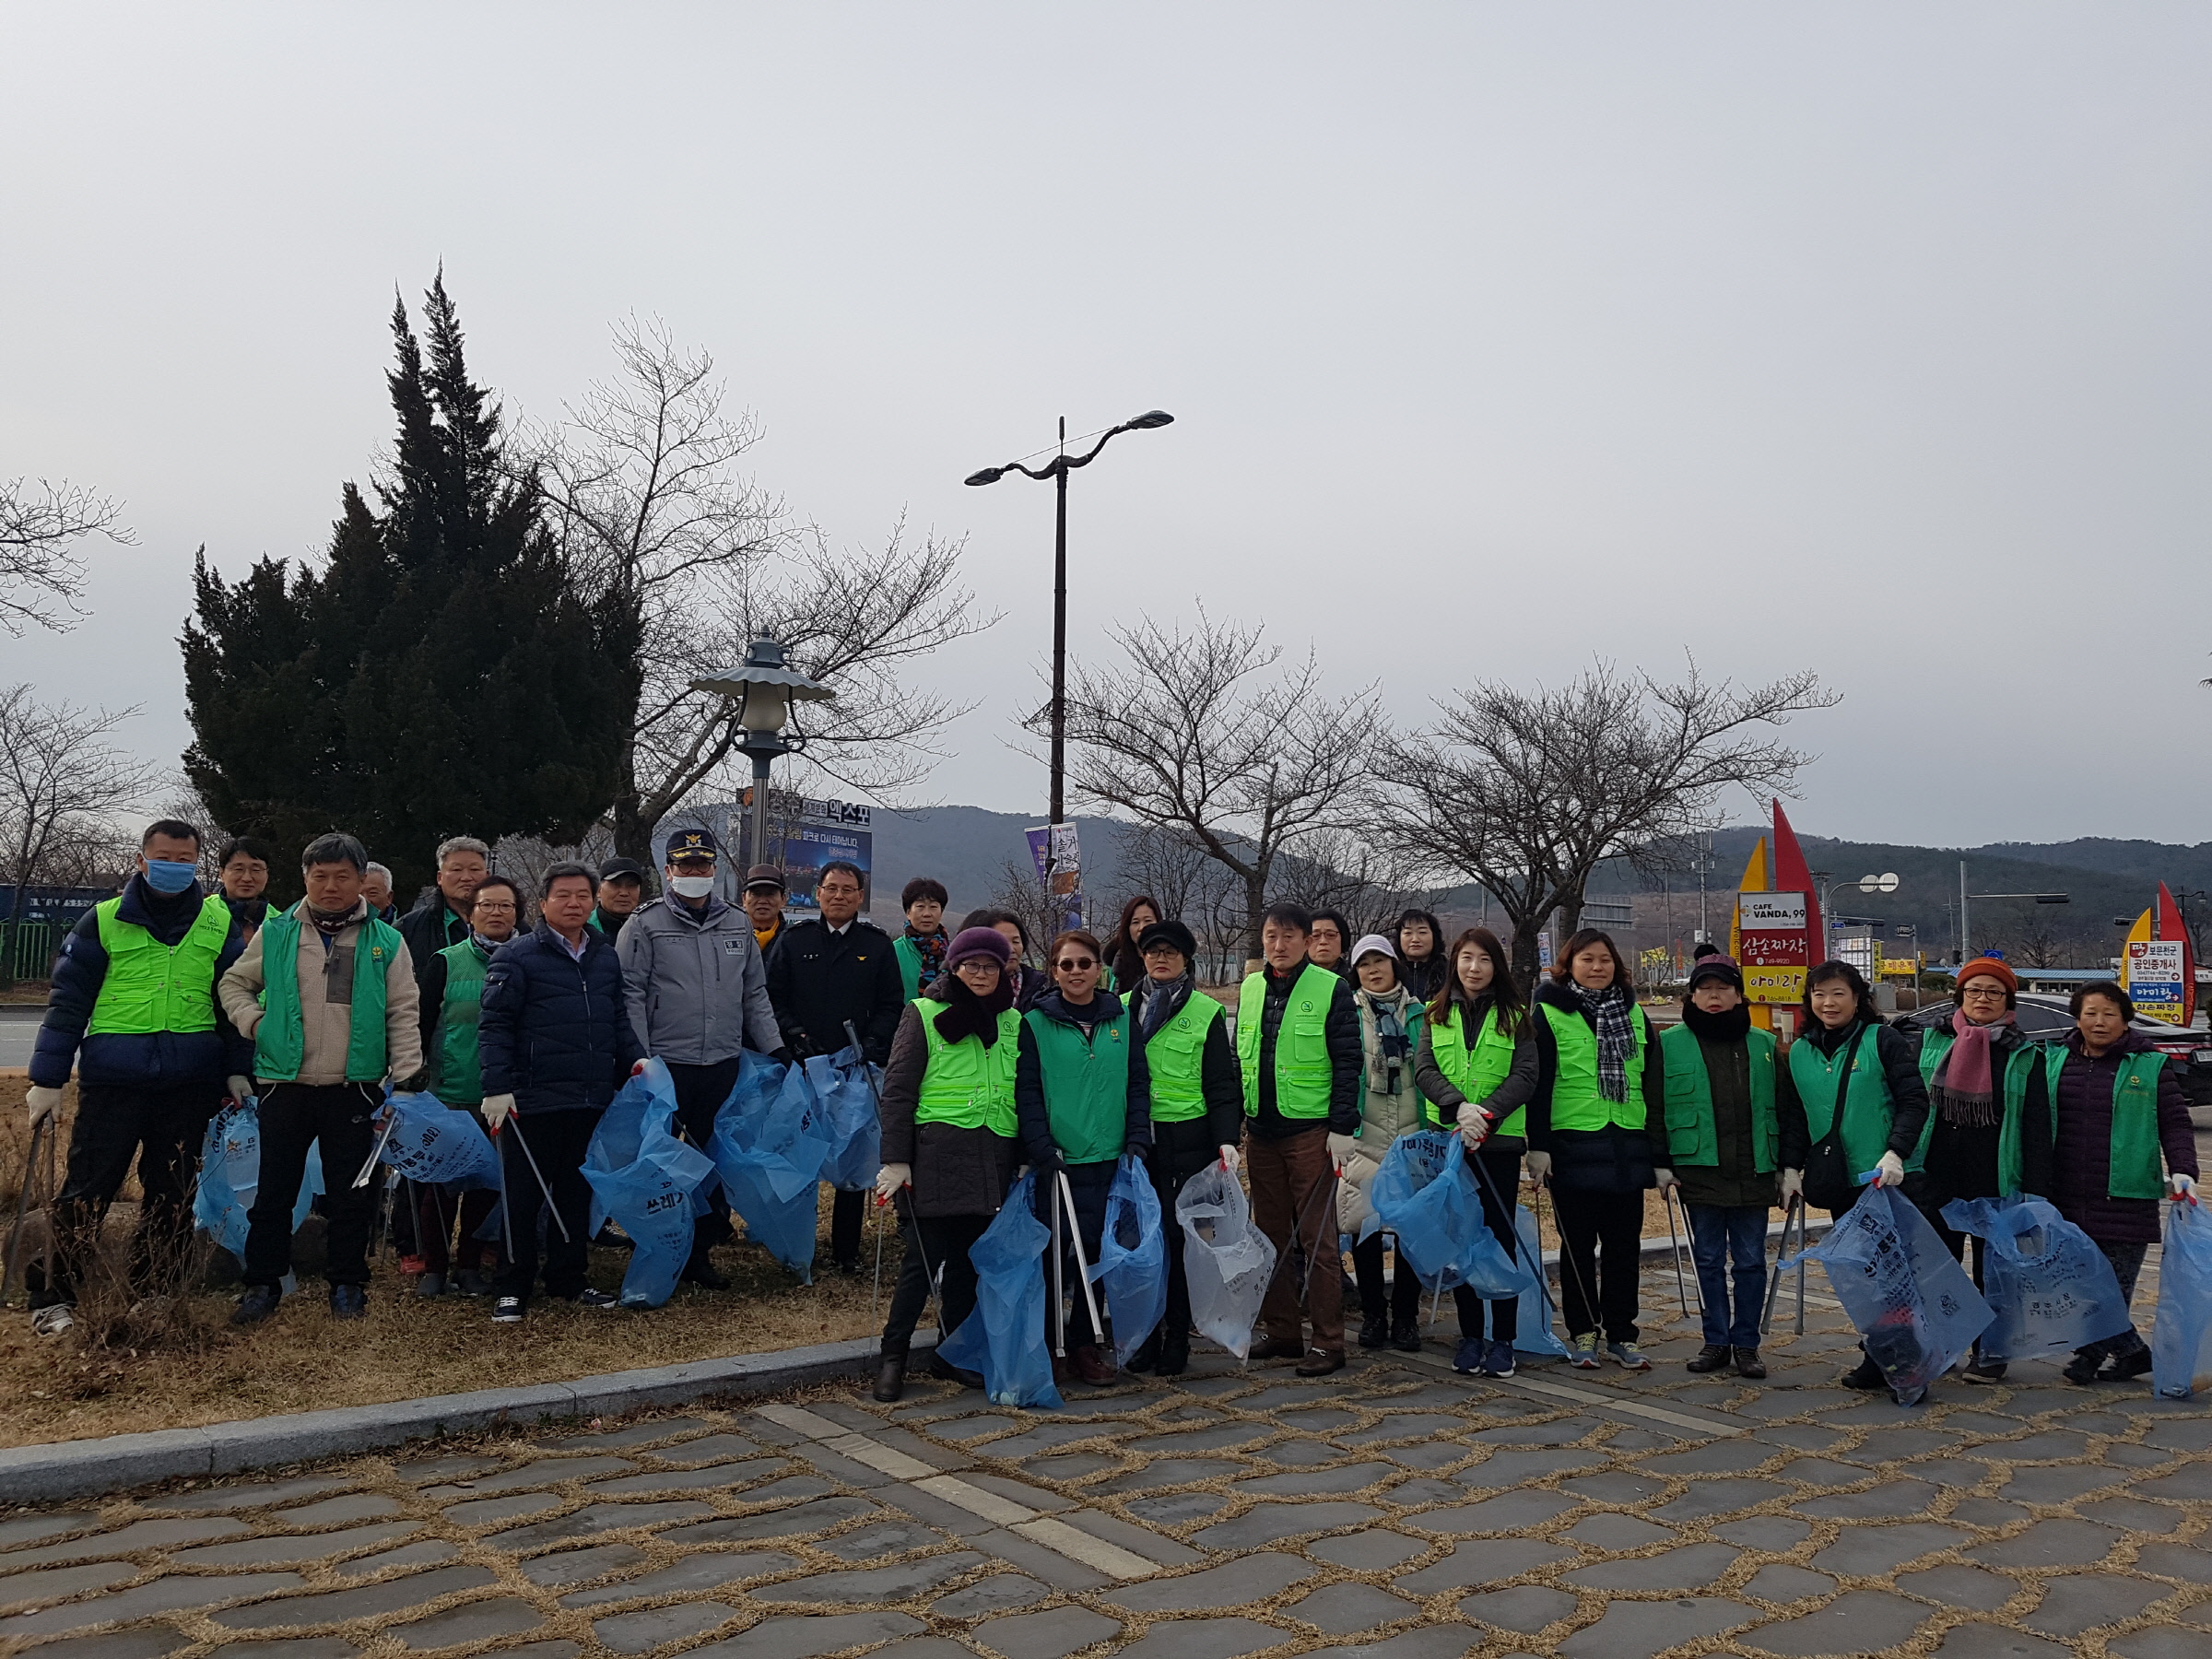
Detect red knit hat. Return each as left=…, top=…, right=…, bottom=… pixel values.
left=1956, top=957, right=2018, bottom=994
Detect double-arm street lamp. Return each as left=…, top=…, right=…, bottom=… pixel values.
left=690, top=638, right=835, bottom=877
left=965, top=410, right=1174, bottom=842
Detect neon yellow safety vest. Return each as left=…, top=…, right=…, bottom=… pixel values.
left=253, top=907, right=402, bottom=1084
left=1424, top=1004, right=1523, bottom=1135
left=1146, top=994, right=1224, bottom=1124
left=1659, top=1022, right=1778, bottom=1172
left=2041, top=1046, right=2166, bottom=1201
left=912, top=999, right=1020, bottom=1135
left=1237, top=964, right=1337, bottom=1120
left=1537, top=1000, right=1650, bottom=1132
left=87, top=894, right=231, bottom=1037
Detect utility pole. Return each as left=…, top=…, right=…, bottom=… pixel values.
left=1959, top=860, right=1970, bottom=963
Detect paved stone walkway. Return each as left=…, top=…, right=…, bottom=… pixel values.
left=5, top=1284, right=2211, bottom=1659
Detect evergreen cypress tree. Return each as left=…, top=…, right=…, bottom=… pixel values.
left=184, top=275, right=634, bottom=898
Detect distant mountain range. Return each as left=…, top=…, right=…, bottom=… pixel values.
left=865, top=807, right=2206, bottom=963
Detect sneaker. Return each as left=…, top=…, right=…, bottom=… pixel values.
left=1452, top=1337, right=1487, bottom=1375
left=1570, top=1332, right=1601, bottom=1369
left=1607, top=1340, right=1652, bottom=1371
left=1685, top=1343, right=1732, bottom=1373
left=1840, top=1353, right=1886, bottom=1391
left=1481, top=1339, right=1517, bottom=1378
left=2103, top=1348, right=2153, bottom=1382
left=571, top=1288, right=620, bottom=1310
left=1732, top=1347, right=1767, bottom=1380
left=455, top=1268, right=494, bottom=1297
left=29, top=1304, right=75, bottom=1337
left=415, top=1272, right=447, bottom=1298
left=398, top=1253, right=429, bottom=1275
left=492, top=1296, right=525, bottom=1324
left=1391, top=1318, right=1423, bottom=1354
left=1358, top=1313, right=1390, bottom=1350
left=329, top=1285, right=368, bottom=1320
left=232, top=1284, right=280, bottom=1326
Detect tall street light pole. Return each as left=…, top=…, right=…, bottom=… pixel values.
left=966, top=409, right=1174, bottom=844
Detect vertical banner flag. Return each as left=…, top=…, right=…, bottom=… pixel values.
left=1026, top=822, right=1085, bottom=933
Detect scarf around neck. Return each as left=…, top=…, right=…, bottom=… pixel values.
left=1934, top=1008, right=2012, bottom=1127
left=1571, top=981, right=1636, bottom=1102
left=931, top=974, right=1016, bottom=1047
left=1137, top=972, right=1194, bottom=1041
left=1680, top=1001, right=1752, bottom=1043
left=1357, top=984, right=1415, bottom=1098
left=906, top=925, right=948, bottom=985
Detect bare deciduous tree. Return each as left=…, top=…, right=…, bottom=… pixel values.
left=0, top=477, right=136, bottom=635
left=526, top=318, right=994, bottom=860
left=1060, top=611, right=1379, bottom=961
left=0, top=686, right=161, bottom=982
left=1383, top=659, right=1839, bottom=983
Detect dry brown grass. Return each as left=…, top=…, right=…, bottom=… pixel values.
left=0, top=1076, right=900, bottom=1451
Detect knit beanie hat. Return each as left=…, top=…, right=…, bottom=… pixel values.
left=1956, top=957, right=2018, bottom=994
left=945, top=925, right=1014, bottom=970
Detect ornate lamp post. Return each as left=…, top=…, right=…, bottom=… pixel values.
left=689, top=638, right=835, bottom=871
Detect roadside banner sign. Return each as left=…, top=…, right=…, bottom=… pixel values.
left=2127, top=939, right=2188, bottom=1024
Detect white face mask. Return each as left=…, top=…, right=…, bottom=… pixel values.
left=670, top=876, right=716, bottom=900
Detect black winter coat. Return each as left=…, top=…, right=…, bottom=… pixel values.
left=765, top=917, right=904, bottom=1064
left=479, top=923, right=643, bottom=1112
left=399, top=896, right=471, bottom=994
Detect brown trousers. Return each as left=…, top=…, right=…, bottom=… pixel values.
left=1247, top=1125, right=1345, bottom=1352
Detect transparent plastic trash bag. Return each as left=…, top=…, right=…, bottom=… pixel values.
left=1174, top=1161, right=1277, bottom=1361
left=1942, top=1194, right=2131, bottom=1362
left=2153, top=1195, right=2212, bottom=1399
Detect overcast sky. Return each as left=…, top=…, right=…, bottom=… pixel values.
left=6, top=5, right=2207, bottom=851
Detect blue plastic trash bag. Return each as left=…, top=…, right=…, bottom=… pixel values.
left=1090, top=1154, right=1168, bottom=1364
left=194, top=1099, right=321, bottom=1259
left=937, top=1170, right=1063, bottom=1409
left=1512, top=1205, right=1571, bottom=1359
left=1175, top=1161, right=1277, bottom=1360
left=375, top=1091, right=501, bottom=1190
left=2153, top=1196, right=2212, bottom=1398
left=582, top=1060, right=718, bottom=1307
left=806, top=1046, right=882, bottom=1194
left=1942, top=1194, right=2131, bottom=1363
left=1371, top=1131, right=1530, bottom=1300
left=711, top=1057, right=832, bottom=1282
left=1781, top=1184, right=1992, bottom=1406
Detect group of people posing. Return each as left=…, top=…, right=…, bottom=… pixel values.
left=23, top=819, right=2203, bottom=1403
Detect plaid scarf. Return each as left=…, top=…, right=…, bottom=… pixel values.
left=1571, top=982, right=1637, bottom=1102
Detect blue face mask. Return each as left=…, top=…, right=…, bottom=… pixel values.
left=143, top=860, right=199, bottom=896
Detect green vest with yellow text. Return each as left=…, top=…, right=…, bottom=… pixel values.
left=253, top=908, right=401, bottom=1084
left=1237, top=964, right=1337, bottom=1120
left=87, top=894, right=230, bottom=1037
left=912, top=999, right=1021, bottom=1135
left=1537, top=1000, right=1650, bottom=1132
left=1146, top=994, right=1224, bottom=1124
left=1424, top=1004, right=1523, bottom=1135
left=1659, top=1022, right=1778, bottom=1171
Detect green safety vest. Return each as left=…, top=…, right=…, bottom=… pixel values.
left=253, top=907, right=402, bottom=1084
left=430, top=939, right=491, bottom=1105
left=1237, top=964, right=1338, bottom=1120
left=1423, top=1004, right=1523, bottom=1135
left=2041, top=1046, right=2167, bottom=1201
left=1917, top=1030, right=2038, bottom=1193
left=1146, top=993, right=1224, bottom=1124
left=1537, top=1000, right=1650, bottom=1132
left=893, top=935, right=941, bottom=1001
left=1789, top=1024, right=1924, bottom=1178
left=87, top=893, right=231, bottom=1036
left=1027, top=1003, right=1133, bottom=1162
left=912, top=999, right=1020, bottom=1135
left=1659, top=1023, right=1778, bottom=1172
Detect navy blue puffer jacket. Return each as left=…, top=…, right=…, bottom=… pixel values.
left=30, top=877, right=251, bottom=1090
left=478, top=923, right=643, bottom=1112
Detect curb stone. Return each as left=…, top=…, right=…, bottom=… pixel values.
left=0, top=1333, right=934, bottom=1504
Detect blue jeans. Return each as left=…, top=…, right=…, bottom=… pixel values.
left=1685, top=1202, right=1768, bottom=1349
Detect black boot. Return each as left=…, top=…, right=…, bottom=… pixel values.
left=873, top=1343, right=909, bottom=1403
left=1124, top=1331, right=1162, bottom=1374
left=1358, top=1312, right=1390, bottom=1349
left=1840, top=1352, right=1886, bottom=1391
left=1686, top=1344, right=1731, bottom=1373
left=1158, top=1329, right=1190, bottom=1376
left=1732, top=1347, right=1767, bottom=1380
left=1391, top=1317, right=1423, bottom=1353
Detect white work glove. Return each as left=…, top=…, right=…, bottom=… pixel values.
left=1326, top=1132, right=1360, bottom=1167
left=480, top=1093, right=515, bottom=1129
left=1653, top=1167, right=1679, bottom=1193
left=1779, top=1168, right=1805, bottom=1205
left=27, top=1086, right=63, bottom=1131
left=226, top=1076, right=253, bottom=1106
left=876, top=1162, right=912, bottom=1203
left=1456, top=1103, right=1492, bottom=1147
left=2170, top=1173, right=2199, bottom=1205
left=1218, top=1144, right=1241, bottom=1173
left=1874, top=1150, right=1905, bottom=1188
left=1523, top=1150, right=1552, bottom=1187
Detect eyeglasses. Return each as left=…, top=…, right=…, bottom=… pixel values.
left=473, top=900, right=517, bottom=912
left=670, top=859, right=715, bottom=873
left=1056, top=956, right=1096, bottom=971
left=1960, top=986, right=2008, bottom=1000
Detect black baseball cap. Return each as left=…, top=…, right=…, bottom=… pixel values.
left=743, top=865, right=788, bottom=893
left=598, top=857, right=647, bottom=885
left=665, top=829, right=719, bottom=863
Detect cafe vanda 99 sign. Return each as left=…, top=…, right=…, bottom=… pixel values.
left=1740, top=889, right=1811, bottom=1003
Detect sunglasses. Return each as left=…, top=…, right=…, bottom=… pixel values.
left=1055, top=956, right=1097, bottom=971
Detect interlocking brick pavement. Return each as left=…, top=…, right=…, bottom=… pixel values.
left=4, top=1277, right=2211, bottom=1659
